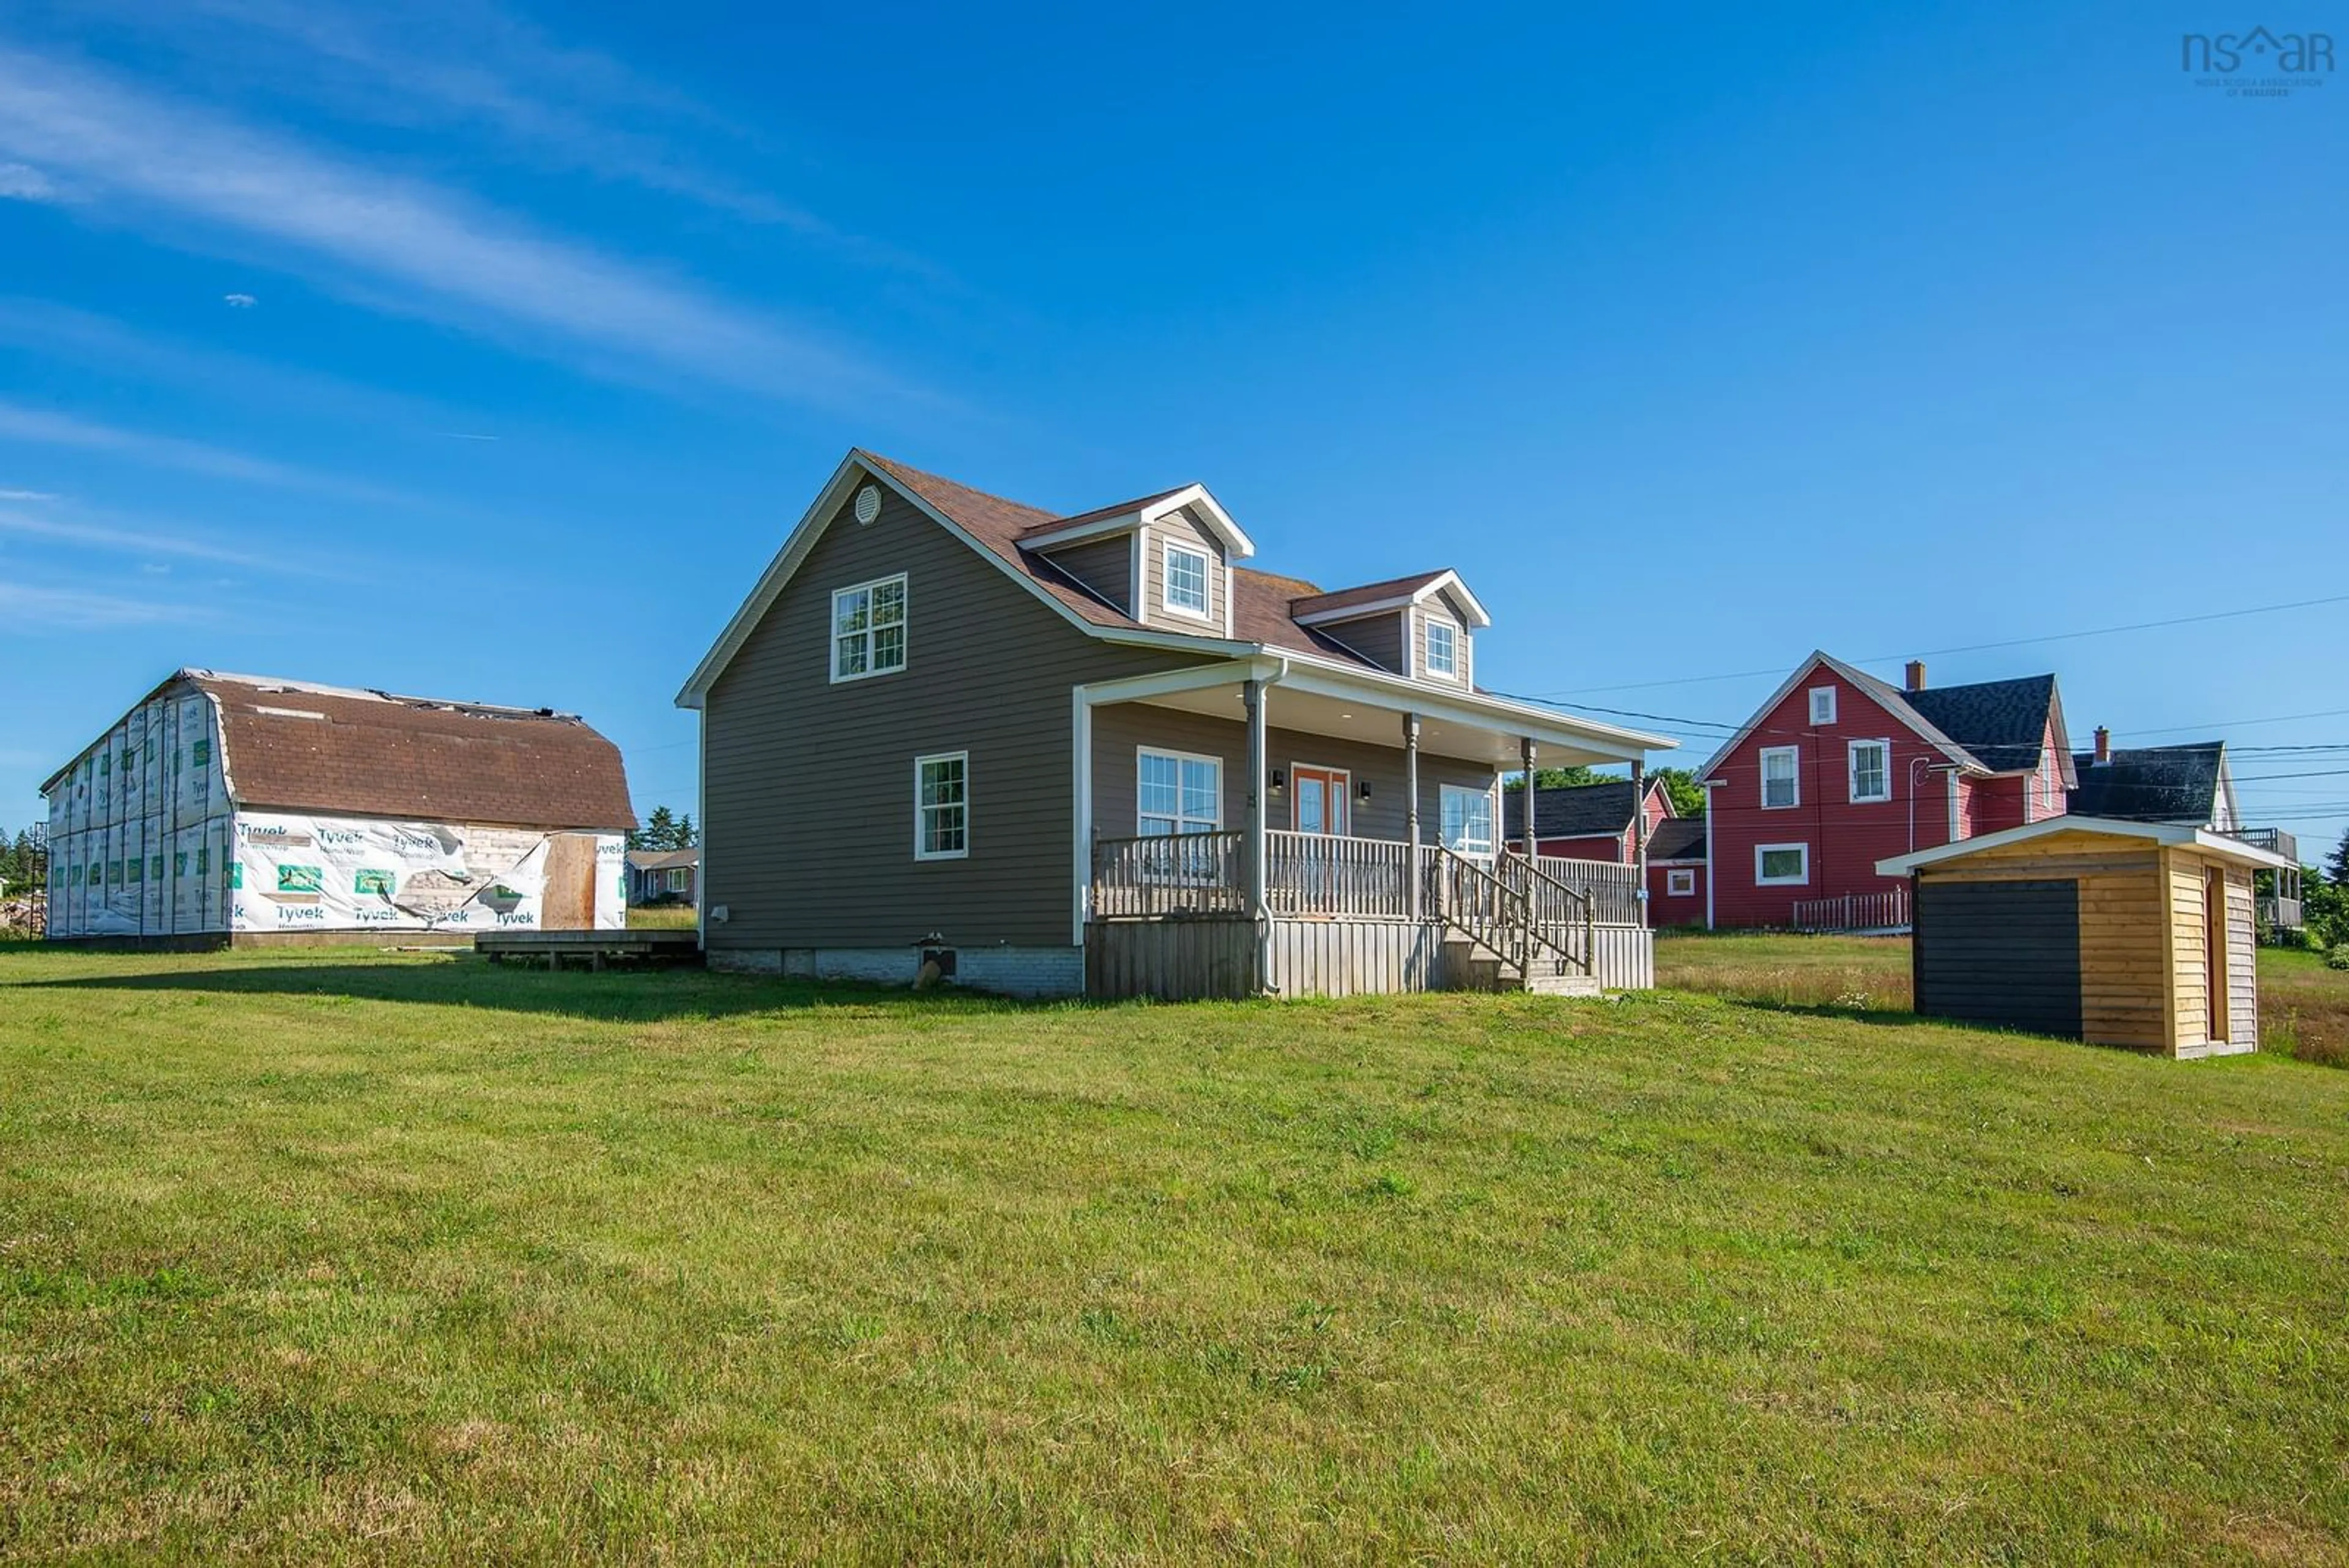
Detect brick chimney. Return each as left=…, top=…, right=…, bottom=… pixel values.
left=2093, top=726, right=2111, bottom=765
left=1904, top=660, right=1927, bottom=692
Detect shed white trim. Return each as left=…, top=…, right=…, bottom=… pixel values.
left=1875, top=817, right=2295, bottom=877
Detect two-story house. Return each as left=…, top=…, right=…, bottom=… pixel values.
left=1694, top=652, right=2074, bottom=929
left=678, top=450, right=1674, bottom=998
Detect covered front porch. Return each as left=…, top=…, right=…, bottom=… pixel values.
left=1071, top=656, right=1669, bottom=1000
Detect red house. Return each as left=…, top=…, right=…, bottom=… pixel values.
left=1694, top=653, right=2074, bottom=929
left=1503, top=776, right=1709, bottom=924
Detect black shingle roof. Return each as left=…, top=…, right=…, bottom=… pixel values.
left=1647, top=818, right=1707, bottom=861
left=1503, top=779, right=1640, bottom=841
left=2067, top=742, right=2225, bottom=823
left=1901, top=675, right=2063, bottom=775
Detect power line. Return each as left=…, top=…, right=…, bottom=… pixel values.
left=1527, top=592, right=2349, bottom=699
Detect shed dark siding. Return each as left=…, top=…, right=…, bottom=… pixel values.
left=1915, top=877, right=2083, bottom=1038
left=702, top=472, right=1192, bottom=951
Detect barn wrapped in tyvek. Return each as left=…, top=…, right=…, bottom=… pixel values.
left=40, top=669, right=634, bottom=944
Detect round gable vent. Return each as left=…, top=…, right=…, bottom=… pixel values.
left=853, top=484, right=881, bottom=525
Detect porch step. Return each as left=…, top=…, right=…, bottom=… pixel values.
left=1440, top=935, right=1600, bottom=996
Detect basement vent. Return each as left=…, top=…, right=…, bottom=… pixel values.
left=853, top=485, right=881, bottom=525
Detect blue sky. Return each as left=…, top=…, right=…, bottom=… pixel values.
left=2, top=2, right=2344, bottom=863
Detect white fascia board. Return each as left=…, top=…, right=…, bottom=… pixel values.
left=1874, top=816, right=2295, bottom=877
left=1140, top=484, right=1255, bottom=559
left=1293, top=570, right=1493, bottom=631
left=1014, top=511, right=1143, bottom=551
left=1272, top=657, right=1672, bottom=757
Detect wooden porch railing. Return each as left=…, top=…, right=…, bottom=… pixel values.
left=1434, top=849, right=1594, bottom=978
left=1090, top=831, right=1247, bottom=918
left=1534, top=854, right=1640, bottom=924
left=1263, top=828, right=1428, bottom=919
left=1789, top=886, right=1909, bottom=932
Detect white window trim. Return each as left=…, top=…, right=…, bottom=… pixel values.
left=1423, top=615, right=1461, bottom=681
left=1847, top=738, right=1893, bottom=804
left=1808, top=686, right=1837, bottom=724
left=1755, top=842, right=1810, bottom=885
left=1135, top=745, right=1222, bottom=834
left=1666, top=868, right=1696, bottom=896
left=829, top=572, right=908, bottom=684
left=1160, top=539, right=1214, bottom=621
left=1759, top=745, right=1800, bottom=809
left=913, top=751, right=970, bottom=861
left=664, top=867, right=691, bottom=893
left=1439, top=781, right=1497, bottom=857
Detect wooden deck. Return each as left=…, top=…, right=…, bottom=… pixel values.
left=475, top=929, right=703, bottom=969
left=1086, top=830, right=1650, bottom=1000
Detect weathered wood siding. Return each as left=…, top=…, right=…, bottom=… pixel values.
left=1590, top=925, right=1654, bottom=990
left=704, top=470, right=1191, bottom=951
left=1090, top=702, right=1499, bottom=841
left=1266, top=920, right=1444, bottom=996
left=1085, top=918, right=1256, bottom=1000
left=1039, top=536, right=1134, bottom=616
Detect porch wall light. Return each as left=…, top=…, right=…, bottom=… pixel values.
left=1357, top=779, right=1373, bottom=801
left=1270, top=768, right=1286, bottom=793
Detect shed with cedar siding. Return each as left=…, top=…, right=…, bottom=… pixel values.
left=40, top=669, right=634, bottom=944
left=1877, top=819, right=2293, bottom=1058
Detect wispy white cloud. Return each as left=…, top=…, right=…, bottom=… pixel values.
left=0, top=44, right=927, bottom=411
left=0, top=579, right=203, bottom=629
left=223, top=291, right=257, bottom=308
left=0, top=502, right=347, bottom=578
left=0, top=487, right=57, bottom=501
left=0, top=159, right=57, bottom=200
left=0, top=399, right=403, bottom=501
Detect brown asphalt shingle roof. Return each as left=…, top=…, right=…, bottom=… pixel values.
left=1291, top=571, right=1452, bottom=620
left=860, top=451, right=1425, bottom=669
left=191, top=672, right=635, bottom=830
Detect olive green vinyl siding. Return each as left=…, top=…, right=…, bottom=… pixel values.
left=1039, top=536, right=1135, bottom=616
left=1413, top=608, right=1471, bottom=687
left=702, top=478, right=1189, bottom=950
left=1139, top=508, right=1225, bottom=630
left=1319, top=612, right=1408, bottom=675
left=1089, top=702, right=1498, bottom=844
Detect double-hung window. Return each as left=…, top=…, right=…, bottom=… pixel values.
left=1424, top=618, right=1460, bottom=680
left=1439, top=784, right=1496, bottom=856
left=1761, top=745, right=1800, bottom=809
left=1808, top=686, right=1837, bottom=724
left=832, top=574, right=908, bottom=682
left=1137, top=749, right=1220, bottom=836
left=1848, top=740, right=1891, bottom=803
left=915, top=752, right=968, bottom=860
left=1162, top=543, right=1211, bottom=619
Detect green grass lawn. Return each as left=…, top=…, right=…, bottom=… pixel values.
left=4, top=942, right=2348, bottom=1562
left=1657, top=932, right=2349, bottom=1068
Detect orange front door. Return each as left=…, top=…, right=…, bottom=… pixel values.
left=1292, top=766, right=1350, bottom=836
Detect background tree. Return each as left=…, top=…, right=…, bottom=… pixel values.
left=677, top=814, right=698, bottom=849
left=2329, top=827, right=2349, bottom=890
left=1652, top=767, right=1706, bottom=817
left=630, top=806, right=681, bottom=852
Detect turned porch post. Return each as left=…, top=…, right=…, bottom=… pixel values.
left=1404, top=712, right=1422, bottom=922
left=1631, top=754, right=1650, bottom=929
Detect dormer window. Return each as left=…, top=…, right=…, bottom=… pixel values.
left=1163, top=541, right=1211, bottom=619
left=1425, top=619, right=1460, bottom=680
left=1808, top=686, right=1837, bottom=724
